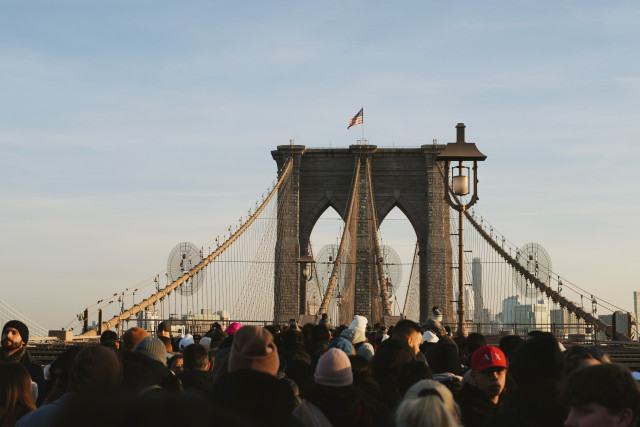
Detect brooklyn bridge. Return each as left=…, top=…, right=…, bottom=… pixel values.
left=4, top=124, right=635, bottom=344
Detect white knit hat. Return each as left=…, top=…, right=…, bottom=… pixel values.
left=422, top=330, right=439, bottom=344
left=314, top=348, right=353, bottom=387
left=199, top=336, right=212, bottom=349
left=349, top=315, right=368, bottom=331
left=179, top=334, right=194, bottom=351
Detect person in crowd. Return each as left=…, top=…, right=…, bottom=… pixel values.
left=295, top=347, right=384, bottom=426
left=349, top=354, right=388, bottom=412
left=178, top=343, right=213, bottom=396
left=498, top=334, right=523, bottom=366
left=372, top=319, right=426, bottom=410
left=339, top=315, right=375, bottom=360
left=319, top=312, right=332, bottom=330
left=208, top=321, right=223, bottom=334
left=422, top=307, right=446, bottom=337
left=158, top=335, right=174, bottom=360
left=563, top=345, right=609, bottom=377
left=0, top=362, right=36, bottom=427
left=562, top=363, right=640, bottom=427
left=329, top=332, right=355, bottom=356
left=179, top=333, right=194, bottom=351
left=169, top=352, right=184, bottom=376
left=507, top=332, right=565, bottom=426
left=419, top=330, right=438, bottom=356
left=301, top=322, right=314, bottom=342
left=16, top=345, right=121, bottom=426
left=224, top=322, right=243, bottom=336
left=99, top=330, right=119, bottom=352
left=122, top=336, right=181, bottom=393
left=121, top=326, right=148, bottom=353
left=199, top=335, right=212, bottom=350
left=332, top=324, right=348, bottom=339
left=461, top=332, right=486, bottom=371
left=41, top=346, right=82, bottom=405
left=157, top=321, right=171, bottom=338
left=206, top=329, right=228, bottom=371
left=429, top=335, right=463, bottom=395
left=374, top=326, right=389, bottom=348
left=278, top=327, right=313, bottom=388
left=211, top=325, right=297, bottom=427
left=395, top=379, right=460, bottom=427
left=457, top=345, right=510, bottom=427
left=1, top=321, right=45, bottom=405
left=305, top=324, right=331, bottom=366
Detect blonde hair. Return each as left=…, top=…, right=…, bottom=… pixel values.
left=395, top=379, right=460, bottom=427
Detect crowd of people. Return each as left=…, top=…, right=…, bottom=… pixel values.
left=1, top=308, right=640, bottom=427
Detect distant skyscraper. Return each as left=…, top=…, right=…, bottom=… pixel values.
left=634, top=291, right=640, bottom=340
left=515, top=303, right=550, bottom=332
left=598, top=311, right=631, bottom=341
left=501, top=296, right=520, bottom=327
left=465, top=284, right=475, bottom=322
left=472, top=257, right=484, bottom=325
left=551, top=307, right=585, bottom=338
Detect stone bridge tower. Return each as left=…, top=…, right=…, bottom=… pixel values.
left=272, top=144, right=453, bottom=325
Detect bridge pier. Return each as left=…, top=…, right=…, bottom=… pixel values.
left=272, top=144, right=453, bottom=326
left=273, top=145, right=305, bottom=324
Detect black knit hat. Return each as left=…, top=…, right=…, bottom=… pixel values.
left=3, top=320, right=29, bottom=344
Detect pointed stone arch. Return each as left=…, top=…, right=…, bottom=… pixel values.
left=272, top=145, right=453, bottom=325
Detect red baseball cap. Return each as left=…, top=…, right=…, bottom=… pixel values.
left=471, top=345, right=507, bottom=371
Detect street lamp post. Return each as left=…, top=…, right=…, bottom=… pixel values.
left=436, top=123, right=487, bottom=337
left=298, top=252, right=316, bottom=316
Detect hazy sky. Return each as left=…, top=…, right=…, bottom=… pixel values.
left=2, top=1, right=639, bottom=330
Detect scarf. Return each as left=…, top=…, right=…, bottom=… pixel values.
left=1, top=344, right=26, bottom=362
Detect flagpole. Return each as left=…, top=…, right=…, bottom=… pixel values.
left=362, top=107, right=365, bottom=145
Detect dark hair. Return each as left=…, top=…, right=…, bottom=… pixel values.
left=349, top=355, right=372, bottom=381
left=392, top=320, right=422, bottom=342
left=169, top=353, right=184, bottom=371
left=310, top=324, right=331, bottom=343
left=499, top=334, right=523, bottom=353
left=464, top=333, right=487, bottom=355
left=264, top=324, right=281, bottom=338
left=512, top=332, right=562, bottom=384
left=281, top=328, right=305, bottom=354
left=100, top=330, right=118, bottom=344
left=0, top=362, right=36, bottom=425
left=499, top=334, right=523, bottom=365
left=68, top=345, right=121, bottom=393
left=333, top=325, right=348, bottom=338
left=183, top=343, right=209, bottom=371
left=209, top=330, right=229, bottom=349
left=301, top=323, right=314, bottom=342
left=44, top=346, right=83, bottom=404
left=431, top=336, right=461, bottom=375
left=562, top=363, right=640, bottom=424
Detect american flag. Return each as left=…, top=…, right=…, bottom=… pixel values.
left=347, top=108, right=363, bottom=129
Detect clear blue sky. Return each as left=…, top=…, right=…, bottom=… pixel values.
left=1, top=1, right=639, bottom=329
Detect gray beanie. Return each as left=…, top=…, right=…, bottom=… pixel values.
left=134, top=336, right=167, bottom=365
